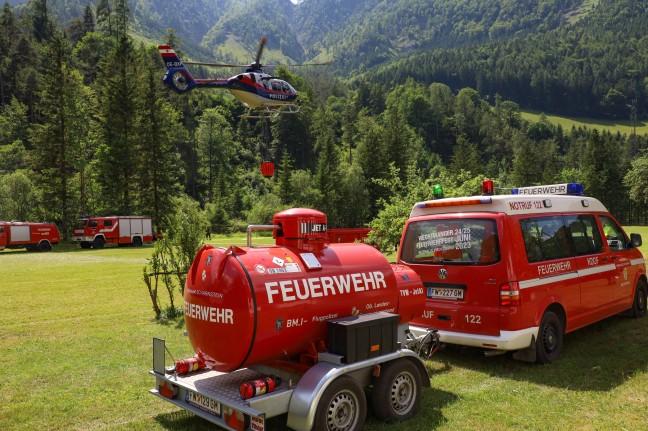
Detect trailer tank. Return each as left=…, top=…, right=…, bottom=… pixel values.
left=184, top=208, right=425, bottom=372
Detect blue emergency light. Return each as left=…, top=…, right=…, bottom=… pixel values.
left=511, top=183, right=584, bottom=196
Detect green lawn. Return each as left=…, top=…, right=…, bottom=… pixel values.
left=1, top=229, right=648, bottom=430
left=521, top=109, right=648, bottom=136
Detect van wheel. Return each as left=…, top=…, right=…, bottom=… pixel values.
left=372, top=359, right=422, bottom=422
left=313, top=376, right=366, bottom=431
left=92, top=237, right=105, bottom=249
left=536, top=311, right=563, bottom=364
left=632, top=281, right=647, bottom=318
left=38, top=241, right=51, bottom=252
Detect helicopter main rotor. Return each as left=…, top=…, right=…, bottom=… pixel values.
left=182, top=37, right=332, bottom=73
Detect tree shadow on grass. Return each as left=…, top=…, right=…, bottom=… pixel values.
left=427, top=314, right=648, bottom=392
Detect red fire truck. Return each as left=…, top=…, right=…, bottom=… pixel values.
left=0, top=221, right=60, bottom=252
left=401, top=182, right=646, bottom=363
left=150, top=208, right=439, bottom=431
left=71, top=216, right=154, bottom=249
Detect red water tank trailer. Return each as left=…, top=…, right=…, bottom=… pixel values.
left=183, top=208, right=426, bottom=372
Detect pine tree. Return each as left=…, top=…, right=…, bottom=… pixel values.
left=134, top=47, right=183, bottom=228
left=30, top=30, right=94, bottom=237
left=31, top=0, right=53, bottom=42
left=195, top=108, right=235, bottom=204
left=95, top=34, right=140, bottom=214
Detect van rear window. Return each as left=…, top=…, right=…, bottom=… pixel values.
left=400, top=219, right=499, bottom=265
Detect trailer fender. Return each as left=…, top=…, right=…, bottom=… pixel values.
left=286, top=350, right=424, bottom=431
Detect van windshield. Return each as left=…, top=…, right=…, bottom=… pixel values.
left=400, top=218, right=499, bottom=265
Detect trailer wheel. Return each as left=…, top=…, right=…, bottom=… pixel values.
left=631, top=280, right=647, bottom=318
left=372, top=359, right=422, bottom=422
left=535, top=310, right=563, bottom=364
left=37, top=241, right=51, bottom=252
left=132, top=236, right=142, bottom=247
left=92, top=237, right=105, bottom=249
left=313, top=376, right=366, bottom=431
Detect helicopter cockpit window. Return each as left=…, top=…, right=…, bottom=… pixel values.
left=271, top=81, right=281, bottom=91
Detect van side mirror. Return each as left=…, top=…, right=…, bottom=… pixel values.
left=630, top=233, right=642, bottom=248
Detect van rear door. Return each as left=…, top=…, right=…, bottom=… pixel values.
left=399, top=214, right=507, bottom=336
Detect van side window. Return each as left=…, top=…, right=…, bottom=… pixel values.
left=599, top=215, right=627, bottom=251
left=564, top=215, right=604, bottom=255
left=520, top=216, right=571, bottom=262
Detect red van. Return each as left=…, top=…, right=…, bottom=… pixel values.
left=401, top=182, right=646, bottom=363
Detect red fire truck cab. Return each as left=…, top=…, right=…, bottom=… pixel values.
left=71, top=216, right=154, bottom=249
left=401, top=182, right=647, bottom=363
left=0, top=221, right=60, bottom=252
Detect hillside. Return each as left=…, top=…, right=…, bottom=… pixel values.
left=367, top=0, right=648, bottom=119
left=13, top=0, right=589, bottom=68
left=7, top=0, right=645, bottom=119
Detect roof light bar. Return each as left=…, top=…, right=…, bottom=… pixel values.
left=511, top=182, right=584, bottom=196
left=417, top=197, right=493, bottom=209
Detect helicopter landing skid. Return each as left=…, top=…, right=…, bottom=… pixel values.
left=242, top=105, right=301, bottom=119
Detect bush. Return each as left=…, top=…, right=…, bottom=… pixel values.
left=143, top=195, right=208, bottom=319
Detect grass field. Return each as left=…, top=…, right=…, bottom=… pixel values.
left=2, top=228, right=648, bottom=431
left=521, top=109, right=648, bottom=136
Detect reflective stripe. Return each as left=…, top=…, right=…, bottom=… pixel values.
left=519, top=272, right=578, bottom=289
left=577, top=264, right=617, bottom=277
left=519, top=261, right=644, bottom=290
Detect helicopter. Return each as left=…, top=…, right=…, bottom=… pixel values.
left=158, top=38, right=330, bottom=118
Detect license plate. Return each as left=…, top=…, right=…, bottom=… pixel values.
left=186, top=390, right=221, bottom=416
left=428, top=287, right=464, bottom=300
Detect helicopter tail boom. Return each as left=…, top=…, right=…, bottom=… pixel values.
left=158, top=45, right=228, bottom=92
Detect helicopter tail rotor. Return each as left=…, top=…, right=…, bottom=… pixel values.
left=158, top=45, right=197, bottom=92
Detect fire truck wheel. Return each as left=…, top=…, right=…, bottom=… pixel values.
left=37, top=241, right=51, bottom=252
left=535, top=311, right=563, bottom=364
left=80, top=242, right=91, bottom=249
left=313, top=376, right=366, bottom=431
left=132, top=236, right=143, bottom=247
left=371, top=358, right=422, bottom=423
left=631, top=280, right=647, bottom=318
left=92, top=237, right=105, bottom=249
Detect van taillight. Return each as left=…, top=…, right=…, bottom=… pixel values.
left=500, top=282, right=521, bottom=306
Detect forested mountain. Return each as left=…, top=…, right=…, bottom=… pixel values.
left=15, top=0, right=588, bottom=67
left=293, top=0, right=582, bottom=73
left=368, top=0, right=648, bottom=119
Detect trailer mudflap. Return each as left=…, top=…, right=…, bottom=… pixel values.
left=150, top=339, right=294, bottom=431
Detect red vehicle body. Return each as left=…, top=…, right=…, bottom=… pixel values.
left=71, top=216, right=154, bottom=249
left=186, top=208, right=424, bottom=372
left=150, top=208, right=438, bottom=431
left=0, top=221, right=60, bottom=252
left=327, top=227, right=372, bottom=244
left=400, top=183, right=647, bottom=363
